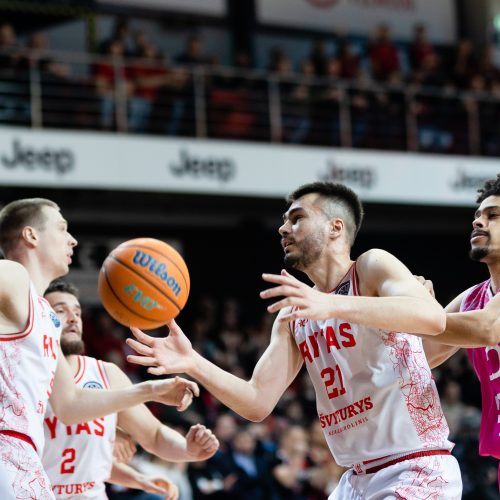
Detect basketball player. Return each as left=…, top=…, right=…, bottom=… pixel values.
left=419, top=174, right=500, bottom=490
left=0, top=198, right=198, bottom=500
left=42, top=280, right=219, bottom=499
left=126, top=182, right=462, bottom=499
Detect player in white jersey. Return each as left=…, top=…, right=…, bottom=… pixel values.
left=43, top=280, right=219, bottom=499
left=0, top=198, right=199, bottom=499
left=126, top=182, right=462, bottom=499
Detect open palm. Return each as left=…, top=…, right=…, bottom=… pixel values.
left=126, top=320, right=196, bottom=376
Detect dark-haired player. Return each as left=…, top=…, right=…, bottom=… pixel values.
left=127, top=182, right=461, bottom=498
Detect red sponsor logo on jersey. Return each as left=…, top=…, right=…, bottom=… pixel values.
left=299, top=323, right=356, bottom=363
left=319, top=396, right=373, bottom=428
left=43, top=335, right=58, bottom=360
left=52, top=482, right=96, bottom=495
left=45, top=415, right=106, bottom=439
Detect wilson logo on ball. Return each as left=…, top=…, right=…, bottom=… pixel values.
left=132, top=250, right=182, bottom=297
left=98, top=237, right=190, bottom=330
left=124, top=284, right=164, bottom=311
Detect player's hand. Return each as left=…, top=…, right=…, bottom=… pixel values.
left=113, top=427, right=136, bottom=463
left=185, top=423, right=220, bottom=460
left=150, top=376, right=199, bottom=411
left=260, top=269, right=334, bottom=321
left=414, top=275, right=435, bottom=298
left=127, top=321, right=196, bottom=376
left=136, top=474, right=179, bottom=499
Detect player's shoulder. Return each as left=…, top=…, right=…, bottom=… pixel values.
left=356, top=248, right=401, bottom=274
left=0, top=260, right=30, bottom=286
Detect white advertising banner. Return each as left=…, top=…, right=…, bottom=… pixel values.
left=0, top=126, right=496, bottom=207
left=98, top=0, right=226, bottom=16
left=256, top=0, right=456, bottom=44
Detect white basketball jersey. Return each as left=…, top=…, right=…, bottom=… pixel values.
left=0, top=283, right=60, bottom=453
left=43, top=356, right=117, bottom=499
left=292, top=263, right=452, bottom=467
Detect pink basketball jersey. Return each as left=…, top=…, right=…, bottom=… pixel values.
left=461, top=279, right=500, bottom=459
left=43, top=356, right=117, bottom=499
left=291, top=263, right=453, bottom=467
left=0, top=283, right=60, bottom=453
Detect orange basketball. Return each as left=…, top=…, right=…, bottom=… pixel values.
left=98, top=238, right=190, bottom=330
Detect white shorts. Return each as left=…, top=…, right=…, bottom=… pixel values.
left=0, top=434, right=55, bottom=500
left=330, top=453, right=462, bottom=499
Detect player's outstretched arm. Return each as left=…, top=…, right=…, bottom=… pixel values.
left=445, top=293, right=500, bottom=346
left=105, top=362, right=219, bottom=462
left=127, top=314, right=303, bottom=422
left=108, top=462, right=179, bottom=500
left=425, top=289, right=500, bottom=353
left=49, top=350, right=199, bottom=425
left=260, top=249, right=446, bottom=335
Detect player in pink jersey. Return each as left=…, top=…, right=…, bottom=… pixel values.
left=421, top=174, right=500, bottom=491
left=126, top=182, right=462, bottom=499
left=42, top=280, right=219, bottom=499
left=0, top=198, right=199, bottom=499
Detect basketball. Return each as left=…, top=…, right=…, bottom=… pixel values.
left=98, top=238, right=190, bottom=330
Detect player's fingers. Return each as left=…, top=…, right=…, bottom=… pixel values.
left=260, top=285, right=301, bottom=300
left=127, top=354, right=157, bottom=366
left=174, top=376, right=199, bottom=397
left=126, top=338, right=154, bottom=356
left=261, top=273, right=299, bottom=287
left=266, top=297, right=294, bottom=313
left=130, top=327, right=155, bottom=346
left=176, top=390, right=193, bottom=411
left=147, top=366, right=167, bottom=376
left=141, top=479, right=167, bottom=494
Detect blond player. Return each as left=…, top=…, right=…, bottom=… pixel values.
left=0, top=198, right=198, bottom=499
left=42, top=280, right=219, bottom=499
left=127, top=182, right=462, bottom=499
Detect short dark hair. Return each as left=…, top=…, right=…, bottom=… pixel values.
left=477, top=174, right=500, bottom=203
left=44, top=279, right=79, bottom=299
left=0, top=198, right=59, bottom=257
left=287, top=182, right=364, bottom=244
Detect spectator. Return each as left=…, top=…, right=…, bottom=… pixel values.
left=127, top=44, right=168, bottom=133
left=309, top=38, right=328, bottom=76
left=211, top=429, right=275, bottom=500
left=94, top=39, right=131, bottom=130
left=448, top=38, right=477, bottom=89
left=368, top=24, right=400, bottom=81
left=176, top=34, right=210, bottom=65
left=409, top=24, right=436, bottom=71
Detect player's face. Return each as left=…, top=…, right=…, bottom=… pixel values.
left=470, top=195, right=500, bottom=263
left=279, top=194, right=329, bottom=271
left=37, top=206, right=78, bottom=279
left=45, top=291, right=84, bottom=356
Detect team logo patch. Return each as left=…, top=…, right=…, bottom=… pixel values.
left=83, top=380, right=103, bottom=389
left=49, top=311, right=61, bottom=328
left=335, top=281, right=350, bottom=296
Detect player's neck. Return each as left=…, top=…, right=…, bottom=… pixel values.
left=308, top=254, right=354, bottom=292
left=487, top=261, right=500, bottom=293
left=14, top=255, right=52, bottom=296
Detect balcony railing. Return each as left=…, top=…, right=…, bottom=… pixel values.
left=1, top=48, right=500, bottom=156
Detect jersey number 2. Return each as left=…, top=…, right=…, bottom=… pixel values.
left=61, top=448, right=76, bottom=474
left=321, top=366, right=346, bottom=399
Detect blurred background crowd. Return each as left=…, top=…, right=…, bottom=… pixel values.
left=2, top=11, right=500, bottom=155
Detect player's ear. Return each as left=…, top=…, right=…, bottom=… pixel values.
left=21, top=225, right=39, bottom=248
left=330, top=218, right=344, bottom=238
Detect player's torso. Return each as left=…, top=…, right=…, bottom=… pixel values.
left=292, top=263, right=451, bottom=467
left=0, top=283, right=60, bottom=452
left=43, top=355, right=117, bottom=499
left=463, top=280, right=500, bottom=459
